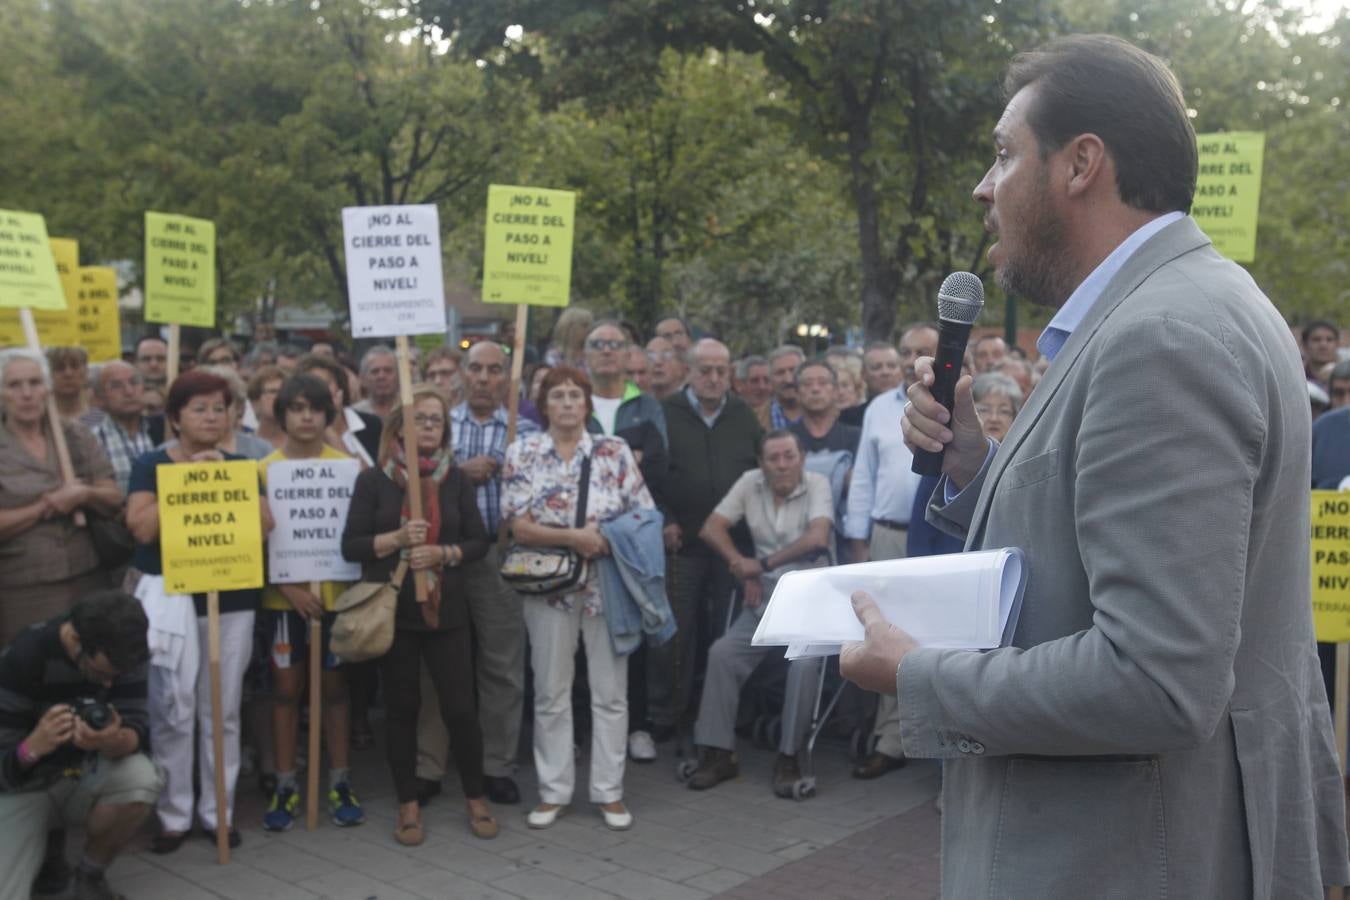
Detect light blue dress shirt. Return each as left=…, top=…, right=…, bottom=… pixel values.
left=948, top=211, right=1186, bottom=501
left=844, top=387, right=921, bottom=540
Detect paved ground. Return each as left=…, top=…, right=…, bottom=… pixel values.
left=86, top=734, right=942, bottom=899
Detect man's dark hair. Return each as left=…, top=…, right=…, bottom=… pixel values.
left=69, top=591, right=150, bottom=673
left=761, top=428, right=804, bottom=457
left=1329, top=359, right=1350, bottom=389
left=274, top=373, right=338, bottom=428
left=297, top=353, right=351, bottom=408
left=1303, top=320, right=1340, bottom=344
left=1004, top=34, right=1197, bottom=214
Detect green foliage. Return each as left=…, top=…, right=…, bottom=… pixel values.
left=1, top=0, right=1343, bottom=340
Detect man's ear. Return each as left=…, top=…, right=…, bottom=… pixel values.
left=1063, top=133, right=1110, bottom=198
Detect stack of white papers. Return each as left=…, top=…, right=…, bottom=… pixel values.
left=751, top=548, right=1027, bottom=659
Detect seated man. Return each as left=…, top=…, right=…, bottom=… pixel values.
left=0, top=591, right=160, bottom=900
left=689, top=429, right=833, bottom=797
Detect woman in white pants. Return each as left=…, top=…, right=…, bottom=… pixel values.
left=501, top=365, right=653, bottom=831
left=126, top=369, right=266, bottom=853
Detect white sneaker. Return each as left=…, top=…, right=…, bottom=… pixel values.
left=627, top=730, right=657, bottom=763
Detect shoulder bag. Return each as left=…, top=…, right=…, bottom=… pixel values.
left=499, top=454, right=591, bottom=595
left=331, top=559, right=409, bottom=663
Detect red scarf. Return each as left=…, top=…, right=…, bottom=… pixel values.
left=383, top=446, right=452, bottom=627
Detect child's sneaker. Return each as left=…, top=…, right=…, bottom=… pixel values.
left=262, top=786, right=299, bottom=832
left=329, top=782, right=366, bottom=827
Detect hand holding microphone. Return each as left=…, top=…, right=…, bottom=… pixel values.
left=904, top=272, right=991, bottom=488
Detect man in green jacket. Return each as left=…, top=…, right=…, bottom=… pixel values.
left=651, top=338, right=763, bottom=741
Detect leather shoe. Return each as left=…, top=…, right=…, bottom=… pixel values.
left=415, top=777, right=442, bottom=807
left=149, top=831, right=188, bottom=855
left=851, top=750, right=907, bottom=780
left=484, top=775, right=520, bottom=805
left=200, top=827, right=242, bottom=849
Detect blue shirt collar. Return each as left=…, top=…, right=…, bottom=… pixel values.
left=1037, top=211, right=1184, bottom=362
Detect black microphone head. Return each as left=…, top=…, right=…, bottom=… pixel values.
left=936, top=271, right=985, bottom=325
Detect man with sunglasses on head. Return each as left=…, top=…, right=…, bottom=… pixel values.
left=0, top=590, right=160, bottom=900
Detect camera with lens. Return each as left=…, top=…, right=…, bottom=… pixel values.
left=70, top=697, right=114, bottom=731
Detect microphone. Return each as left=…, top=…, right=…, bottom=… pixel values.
left=911, top=271, right=985, bottom=476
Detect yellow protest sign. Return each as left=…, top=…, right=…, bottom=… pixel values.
left=1312, top=490, right=1350, bottom=643
left=158, top=460, right=264, bottom=594
left=481, top=185, right=576, bottom=307
left=0, top=236, right=78, bottom=348
left=1192, top=132, right=1265, bottom=263
left=144, top=211, right=216, bottom=327
left=0, top=210, right=67, bottom=311
left=76, top=267, right=121, bottom=362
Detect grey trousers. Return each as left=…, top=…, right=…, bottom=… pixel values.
left=867, top=524, right=908, bottom=758
left=417, top=544, right=525, bottom=780
left=693, top=608, right=823, bottom=755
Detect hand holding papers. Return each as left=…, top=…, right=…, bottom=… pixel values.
left=752, top=549, right=1027, bottom=659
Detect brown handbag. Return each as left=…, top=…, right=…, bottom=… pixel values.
left=331, top=560, right=409, bottom=663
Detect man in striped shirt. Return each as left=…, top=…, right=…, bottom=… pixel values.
left=0, top=591, right=160, bottom=900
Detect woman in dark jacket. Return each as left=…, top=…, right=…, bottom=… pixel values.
left=341, top=385, right=495, bottom=845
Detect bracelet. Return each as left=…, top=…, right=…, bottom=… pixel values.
left=759, top=556, right=773, bottom=571
left=16, top=739, right=37, bottom=767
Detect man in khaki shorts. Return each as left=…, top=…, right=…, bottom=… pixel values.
left=0, top=591, right=162, bottom=900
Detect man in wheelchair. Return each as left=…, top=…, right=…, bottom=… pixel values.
left=688, top=429, right=833, bottom=797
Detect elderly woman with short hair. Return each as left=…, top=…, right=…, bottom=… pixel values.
left=125, top=370, right=266, bottom=852
left=971, top=372, right=1025, bottom=442
left=0, top=349, right=120, bottom=644
left=502, top=365, right=654, bottom=832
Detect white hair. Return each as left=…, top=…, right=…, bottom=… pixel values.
left=0, top=348, right=52, bottom=389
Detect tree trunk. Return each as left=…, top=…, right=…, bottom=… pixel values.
left=848, top=124, right=897, bottom=343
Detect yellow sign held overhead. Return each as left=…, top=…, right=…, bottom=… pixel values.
left=481, top=185, right=576, bottom=307
left=144, top=211, right=216, bottom=327
left=0, top=236, right=78, bottom=348
left=1312, top=490, right=1350, bottom=643
left=76, top=267, right=121, bottom=362
left=0, top=210, right=67, bottom=311
left=1192, top=132, right=1265, bottom=264
left=158, top=460, right=264, bottom=595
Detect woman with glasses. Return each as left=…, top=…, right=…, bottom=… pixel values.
left=341, top=385, right=495, bottom=845
left=971, top=372, right=1024, bottom=442
left=125, top=370, right=265, bottom=853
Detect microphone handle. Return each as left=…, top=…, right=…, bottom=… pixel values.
left=911, top=320, right=974, bottom=476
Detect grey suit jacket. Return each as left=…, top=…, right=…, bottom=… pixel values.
left=907, top=217, right=1349, bottom=898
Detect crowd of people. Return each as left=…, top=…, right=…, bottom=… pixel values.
left=0, top=303, right=1344, bottom=900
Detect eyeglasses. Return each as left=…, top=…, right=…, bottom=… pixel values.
left=426, top=368, right=456, bottom=380
left=413, top=414, right=445, bottom=428
left=587, top=339, right=626, bottom=351
left=647, top=350, right=676, bottom=361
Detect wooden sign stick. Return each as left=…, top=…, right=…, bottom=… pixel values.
left=1336, top=647, right=1349, bottom=900
left=206, top=589, right=230, bottom=864
left=19, top=308, right=85, bottom=527
left=498, top=305, right=529, bottom=544
left=394, top=335, right=429, bottom=602
left=306, top=582, right=323, bottom=831
left=166, top=323, right=181, bottom=385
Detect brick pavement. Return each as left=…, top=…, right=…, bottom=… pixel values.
left=70, top=733, right=941, bottom=899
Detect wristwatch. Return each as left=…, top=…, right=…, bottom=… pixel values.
left=759, top=555, right=772, bottom=571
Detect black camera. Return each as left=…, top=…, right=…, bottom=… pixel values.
left=70, top=697, right=113, bottom=731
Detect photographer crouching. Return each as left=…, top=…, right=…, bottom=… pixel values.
left=0, top=591, right=161, bottom=900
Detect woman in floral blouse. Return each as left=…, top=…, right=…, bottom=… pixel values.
left=501, top=366, right=653, bottom=832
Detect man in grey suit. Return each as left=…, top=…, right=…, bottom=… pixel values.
left=842, top=34, right=1349, bottom=898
